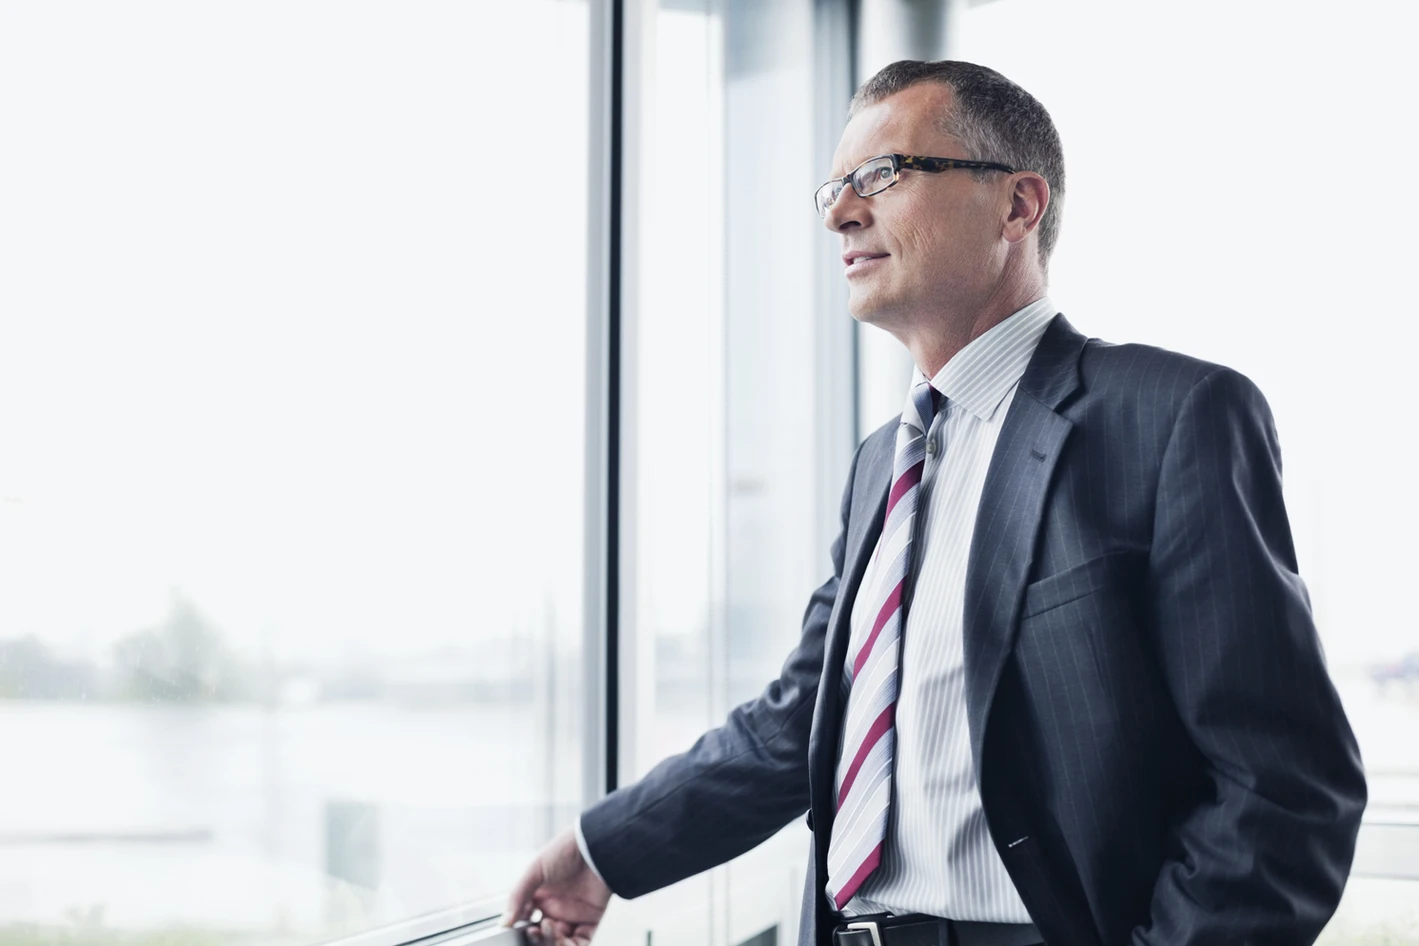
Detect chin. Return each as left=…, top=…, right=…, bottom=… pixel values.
left=848, top=292, right=897, bottom=328
left=847, top=288, right=875, bottom=320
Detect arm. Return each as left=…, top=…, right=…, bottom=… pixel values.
left=576, top=442, right=862, bottom=899
left=1134, top=367, right=1366, bottom=944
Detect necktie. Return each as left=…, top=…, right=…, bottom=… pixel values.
left=826, top=379, right=942, bottom=911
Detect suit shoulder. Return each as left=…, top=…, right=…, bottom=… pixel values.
left=1078, top=336, right=1264, bottom=408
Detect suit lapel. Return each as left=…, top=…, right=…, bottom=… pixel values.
left=808, top=422, right=894, bottom=834
left=963, top=314, right=1086, bottom=769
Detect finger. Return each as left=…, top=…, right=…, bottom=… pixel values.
left=502, top=865, right=543, bottom=924
left=501, top=898, right=534, bottom=927
left=535, top=895, right=605, bottom=926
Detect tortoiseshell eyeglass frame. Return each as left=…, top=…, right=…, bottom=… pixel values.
left=814, top=153, right=1017, bottom=218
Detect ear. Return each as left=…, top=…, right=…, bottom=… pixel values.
left=1002, top=172, right=1049, bottom=247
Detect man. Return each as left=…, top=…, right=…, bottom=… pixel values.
left=503, top=60, right=1366, bottom=946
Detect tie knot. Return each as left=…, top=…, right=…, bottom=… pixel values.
left=909, top=381, right=943, bottom=434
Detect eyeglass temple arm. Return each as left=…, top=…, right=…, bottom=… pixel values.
left=902, top=156, right=1017, bottom=174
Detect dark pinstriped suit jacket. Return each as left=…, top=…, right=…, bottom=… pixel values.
left=580, top=313, right=1366, bottom=945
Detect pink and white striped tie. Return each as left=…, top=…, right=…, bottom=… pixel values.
left=826, top=379, right=942, bottom=911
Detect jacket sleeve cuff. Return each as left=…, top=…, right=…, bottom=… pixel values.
left=574, top=814, right=609, bottom=888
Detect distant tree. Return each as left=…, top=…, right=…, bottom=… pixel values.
left=0, top=636, right=97, bottom=700
left=112, top=592, right=250, bottom=702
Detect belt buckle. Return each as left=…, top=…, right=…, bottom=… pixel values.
left=845, top=919, right=884, bottom=946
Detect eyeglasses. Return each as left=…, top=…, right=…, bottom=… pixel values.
left=814, top=153, right=1016, bottom=219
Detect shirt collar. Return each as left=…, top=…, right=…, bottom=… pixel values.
left=907, top=296, right=1058, bottom=423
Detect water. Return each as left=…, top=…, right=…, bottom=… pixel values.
left=0, top=700, right=580, bottom=941
left=0, top=674, right=1413, bottom=943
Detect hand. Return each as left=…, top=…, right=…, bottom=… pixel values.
left=501, top=826, right=612, bottom=946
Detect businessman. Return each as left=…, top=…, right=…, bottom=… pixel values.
left=504, top=60, right=1366, bottom=946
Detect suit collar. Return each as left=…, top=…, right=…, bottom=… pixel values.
left=919, top=296, right=1060, bottom=422
left=1017, top=311, right=1085, bottom=411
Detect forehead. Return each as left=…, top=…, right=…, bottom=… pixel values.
left=831, top=82, right=959, bottom=176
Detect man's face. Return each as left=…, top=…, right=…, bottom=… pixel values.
left=824, top=83, right=1008, bottom=329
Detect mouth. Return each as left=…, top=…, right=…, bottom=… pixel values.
left=843, top=253, right=888, bottom=276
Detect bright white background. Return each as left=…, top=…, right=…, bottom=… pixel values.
left=952, top=0, right=1418, bottom=671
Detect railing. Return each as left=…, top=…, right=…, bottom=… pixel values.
left=1352, top=821, right=1419, bottom=881
left=318, top=897, right=521, bottom=946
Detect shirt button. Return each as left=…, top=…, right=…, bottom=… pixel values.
left=926, top=438, right=938, bottom=456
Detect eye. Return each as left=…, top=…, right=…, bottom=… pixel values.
left=876, top=167, right=891, bottom=182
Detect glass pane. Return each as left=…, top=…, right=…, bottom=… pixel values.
left=619, top=10, right=723, bottom=946
left=608, top=3, right=846, bottom=946
left=0, top=2, right=590, bottom=943
left=722, top=5, right=831, bottom=946
left=629, top=0, right=840, bottom=796
left=722, top=0, right=829, bottom=722
left=632, top=0, right=722, bottom=778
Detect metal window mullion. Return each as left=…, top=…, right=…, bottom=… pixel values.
left=813, top=0, right=861, bottom=563
left=583, top=0, right=623, bottom=806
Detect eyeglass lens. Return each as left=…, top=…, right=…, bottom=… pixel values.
left=819, top=156, right=898, bottom=217
left=853, top=157, right=896, bottom=197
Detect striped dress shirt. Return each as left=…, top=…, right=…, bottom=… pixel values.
left=840, top=296, right=1057, bottom=922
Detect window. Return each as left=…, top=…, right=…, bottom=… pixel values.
left=599, top=2, right=853, bottom=945
left=0, top=3, right=592, bottom=943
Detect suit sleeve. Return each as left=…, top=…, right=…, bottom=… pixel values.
left=577, top=443, right=861, bottom=899
left=1134, top=367, right=1367, bottom=945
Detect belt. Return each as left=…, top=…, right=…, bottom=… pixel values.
left=832, top=913, right=1041, bottom=946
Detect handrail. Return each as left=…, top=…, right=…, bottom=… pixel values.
left=1352, top=820, right=1419, bottom=881
left=315, top=897, right=513, bottom=946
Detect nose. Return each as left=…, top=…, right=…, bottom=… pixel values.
left=822, top=186, right=868, bottom=233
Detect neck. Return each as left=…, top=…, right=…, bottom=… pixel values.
left=904, top=275, right=1047, bottom=379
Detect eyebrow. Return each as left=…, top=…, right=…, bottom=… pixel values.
left=829, top=153, right=876, bottom=179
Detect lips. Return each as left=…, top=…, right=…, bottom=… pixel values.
left=843, top=252, right=888, bottom=275
left=843, top=251, right=888, bottom=267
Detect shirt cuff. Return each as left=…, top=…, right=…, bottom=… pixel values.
left=574, top=815, right=609, bottom=888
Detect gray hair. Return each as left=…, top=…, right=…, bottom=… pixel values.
left=849, top=60, right=1065, bottom=270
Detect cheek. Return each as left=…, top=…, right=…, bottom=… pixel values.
left=902, top=216, right=967, bottom=268
left=923, top=204, right=997, bottom=265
